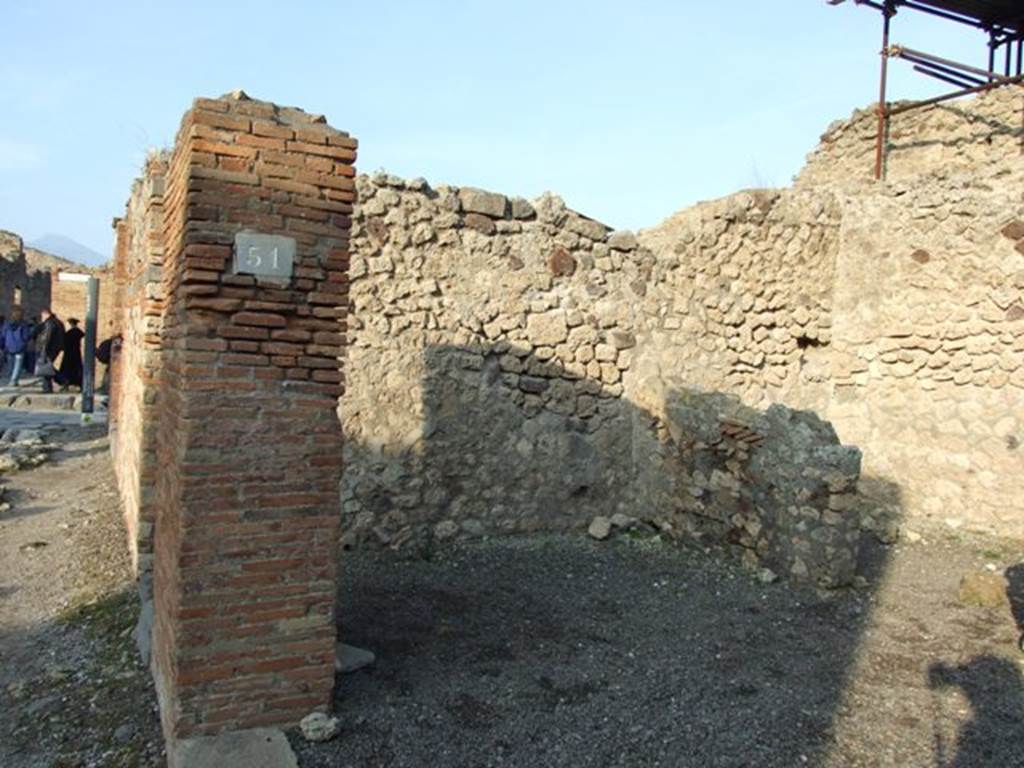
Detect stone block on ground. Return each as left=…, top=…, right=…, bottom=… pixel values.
left=588, top=516, right=612, bottom=540
left=957, top=570, right=1010, bottom=610
left=299, top=712, right=340, bottom=743
left=335, top=642, right=375, bottom=674
left=170, top=728, right=298, bottom=768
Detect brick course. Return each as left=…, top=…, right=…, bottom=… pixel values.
left=110, top=92, right=354, bottom=742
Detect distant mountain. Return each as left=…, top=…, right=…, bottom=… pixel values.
left=27, top=234, right=107, bottom=267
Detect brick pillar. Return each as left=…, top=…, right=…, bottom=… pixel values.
left=150, top=92, right=353, bottom=742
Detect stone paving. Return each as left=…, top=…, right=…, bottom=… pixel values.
left=0, top=407, right=93, bottom=432
left=0, top=376, right=107, bottom=415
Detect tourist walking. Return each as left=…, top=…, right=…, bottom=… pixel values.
left=0, top=314, right=6, bottom=378
left=34, top=309, right=66, bottom=394
left=96, top=333, right=121, bottom=394
left=59, top=318, right=84, bottom=390
left=2, top=309, right=33, bottom=387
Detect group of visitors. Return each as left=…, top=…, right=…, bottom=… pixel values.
left=0, top=308, right=85, bottom=393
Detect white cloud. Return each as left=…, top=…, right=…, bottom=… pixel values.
left=0, top=138, right=44, bottom=171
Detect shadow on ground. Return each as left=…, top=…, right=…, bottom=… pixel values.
left=312, top=339, right=1024, bottom=768
left=293, top=533, right=1024, bottom=768
left=928, top=653, right=1024, bottom=768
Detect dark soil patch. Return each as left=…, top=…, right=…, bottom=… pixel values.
left=291, top=532, right=1024, bottom=768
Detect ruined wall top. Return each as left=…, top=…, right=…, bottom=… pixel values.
left=796, top=85, right=1024, bottom=191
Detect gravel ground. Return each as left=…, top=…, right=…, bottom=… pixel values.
left=1, top=416, right=1022, bottom=767
left=292, top=532, right=1024, bottom=768
left=0, top=417, right=164, bottom=768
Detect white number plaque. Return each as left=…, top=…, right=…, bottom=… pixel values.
left=233, top=232, right=295, bottom=279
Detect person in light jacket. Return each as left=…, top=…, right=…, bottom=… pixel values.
left=2, top=308, right=32, bottom=387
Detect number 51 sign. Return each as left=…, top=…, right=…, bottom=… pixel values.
left=233, top=231, right=296, bottom=279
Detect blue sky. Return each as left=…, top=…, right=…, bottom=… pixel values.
left=0, top=1, right=990, bottom=264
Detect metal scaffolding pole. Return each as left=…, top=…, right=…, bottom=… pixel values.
left=875, top=2, right=895, bottom=180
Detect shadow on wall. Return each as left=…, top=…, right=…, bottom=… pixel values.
left=888, top=95, right=1024, bottom=155
left=343, top=342, right=874, bottom=588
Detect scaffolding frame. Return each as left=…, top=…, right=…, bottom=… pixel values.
left=831, top=0, right=1024, bottom=178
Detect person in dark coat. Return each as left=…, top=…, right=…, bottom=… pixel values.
left=96, top=333, right=122, bottom=394
left=34, top=308, right=66, bottom=394
left=24, top=316, right=40, bottom=376
left=59, top=318, right=84, bottom=390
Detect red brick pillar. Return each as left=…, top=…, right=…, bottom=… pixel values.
left=150, top=92, right=353, bottom=741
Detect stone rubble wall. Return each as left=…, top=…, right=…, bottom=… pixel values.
left=636, top=86, right=1024, bottom=538
left=828, top=184, right=1024, bottom=537
left=634, top=189, right=841, bottom=415
left=0, top=231, right=51, bottom=320
left=343, top=175, right=647, bottom=549
left=342, top=174, right=865, bottom=584
left=343, top=87, right=1024, bottom=558
left=797, top=85, right=1023, bottom=190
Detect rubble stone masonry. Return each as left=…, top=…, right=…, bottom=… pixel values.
left=342, top=85, right=1024, bottom=552
left=0, top=231, right=51, bottom=319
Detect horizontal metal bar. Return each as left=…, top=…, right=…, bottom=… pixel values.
left=852, top=0, right=888, bottom=13
left=898, top=1, right=987, bottom=30
left=57, top=273, right=92, bottom=284
left=913, top=64, right=981, bottom=90
left=888, top=71, right=1024, bottom=116
left=890, top=44, right=1001, bottom=80
left=899, top=51, right=986, bottom=84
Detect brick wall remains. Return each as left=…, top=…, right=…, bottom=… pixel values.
left=110, top=153, right=168, bottom=577
left=110, top=92, right=355, bottom=746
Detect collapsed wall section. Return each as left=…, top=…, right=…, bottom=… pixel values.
left=630, top=383, right=862, bottom=587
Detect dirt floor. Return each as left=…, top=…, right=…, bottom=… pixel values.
left=0, top=417, right=1022, bottom=768
left=0, top=416, right=164, bottom=768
